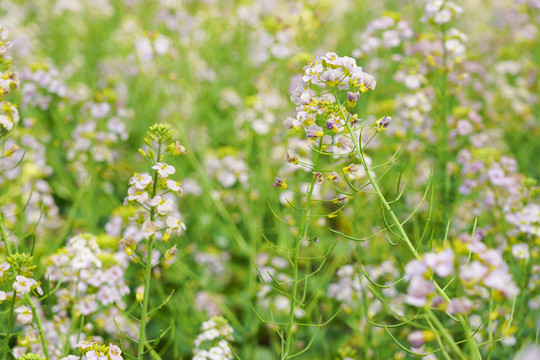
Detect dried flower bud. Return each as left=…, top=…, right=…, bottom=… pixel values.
left=272, top=177, right=287, bottom=189
left=120, top=236, right=136, bottom=256
left=165, top=245, right=177, bottom=261
left=376, top=116, right=391, bottom=131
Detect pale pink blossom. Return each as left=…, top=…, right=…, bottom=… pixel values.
left=15, top=305, right=32, bottom=324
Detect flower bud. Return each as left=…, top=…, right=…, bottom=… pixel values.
left=120, top=236, right=136, bottom=256
left=165, top=245, right=177, bottom=261
left=272, top=177, right=287, bottom=189
left=136, top=285, right=144, bottom=302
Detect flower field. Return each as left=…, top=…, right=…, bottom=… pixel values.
left=0, top=0, right=540, bottom=359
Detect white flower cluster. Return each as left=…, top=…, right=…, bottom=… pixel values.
left=124, top=164, right=185, bottom=241
left=46, top=234, right=130, bottom=316
left=0, top=25, right=20, bottom=133
left=135, top=32, right=172, bottom=63
left=423, top=0, right=463, bottom=25
left=67, top=92, right=130, bottom=168
left=352, top=15, right=413, bottom=58
left=20, top=64, right=67, bottom=111
left=444, top=28, right=468, bottom=60
left=193, top=316, right=234, bottom=360
left=287, top=52, right=376, bottom=140
left=122, top=124, right=185, bottom=263
left=205, top=152, right=249, bottom=189
left=506, top=203, right=540, bottom=237
left=328, top=261, right=401, bottom=315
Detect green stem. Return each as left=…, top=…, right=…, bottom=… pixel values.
left=137, top=237, right=155, bottom=360
left=0, top=215, right=12, bottom=257
left=2, top=290, right=17, bottom=360
left=63, top=276, right=81, bottom=356
left=138, top=141, right=162, bottom=360
left=26, top=295, right=50, bottom=360
left=333, top=90, right=482, bottom=360
left=438, top=26, right=452, bottom=225
left=426, top=311, right=466, bottom=360
left=282, top=141, right=322, bottom=360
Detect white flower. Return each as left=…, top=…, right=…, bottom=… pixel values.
left=166, top=216, right=186, bottom=233
left=77, top=339, right=96, bottom=350
left=152, top=162, right=175, bottom=178
left=129, top=172, right=153, bottom=190
left=126, top=186, right=149, bottom=204
left=157, top=198, right=174, bottom=215
left=166, top=179, right=183, bottom=195
left=15, top=305, right=32, bottom=324
left=142, top=221, right=159, bottom=237
left=512, top=243, right=530, bottom=261
left=13, top=275, right=31, bottom=294
left=0, top=262, right=9, bottom=277
left=86, top=350, right=109, bottom=360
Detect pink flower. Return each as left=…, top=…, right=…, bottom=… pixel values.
left=13, top=275, right=31, bottom=294
left=404, top=260, right=427, bottom=280
left=447, top=297, right=473, bottom=315
left=108, top=343, right=123, bottom=360
left=424, top=249, right=454, bottom=277
left=15, top=305, right=32, bottom=324
left=405, top=277, right=435, bottom=307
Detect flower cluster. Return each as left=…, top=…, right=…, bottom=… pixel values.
left=423, top=0, right=464, bottom=25
left=46, top=233, right=130, bottom=316
left=67, top=87, right=130, bottom=168
left=352, top=14, right=413, bottom=59
left=327, top=261, right=401, bottom=314
left=404, top=249, right=456, bottom=307
left=205, top=149, right=249, bottom=189
left=192, top=316, right=234, bottom=360
left=403, top=239, right=519, bottom=311
left=20, top=62, right=67, bottom=111
left=457, top=233, right=520, bottom=299
left=134, top=31, right=173, bottom=64
left=287, top=52, right=376, bottom=139
left=76, top=340, right=123, bottom=360
left=122, top=124, right=185, bottom=247
left=0, top=25, right=20, bottom=136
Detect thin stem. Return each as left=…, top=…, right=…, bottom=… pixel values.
left=26, top=295, right=51, bottom=360
left=0, top=215, right=12, bottom=257
left=137, top=237, right=155, bottom=360
left=438, top=25, right=452, bottom=226
left=137, top=140, right=162, bottom=360
left=63, top=276, right=81, bottom=356
left=2, top=290, right=17, bottom=360
left=282, top=141, right=322, bottom=360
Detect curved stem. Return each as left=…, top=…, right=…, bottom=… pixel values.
left=333, top=89, right=481, bottom=360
